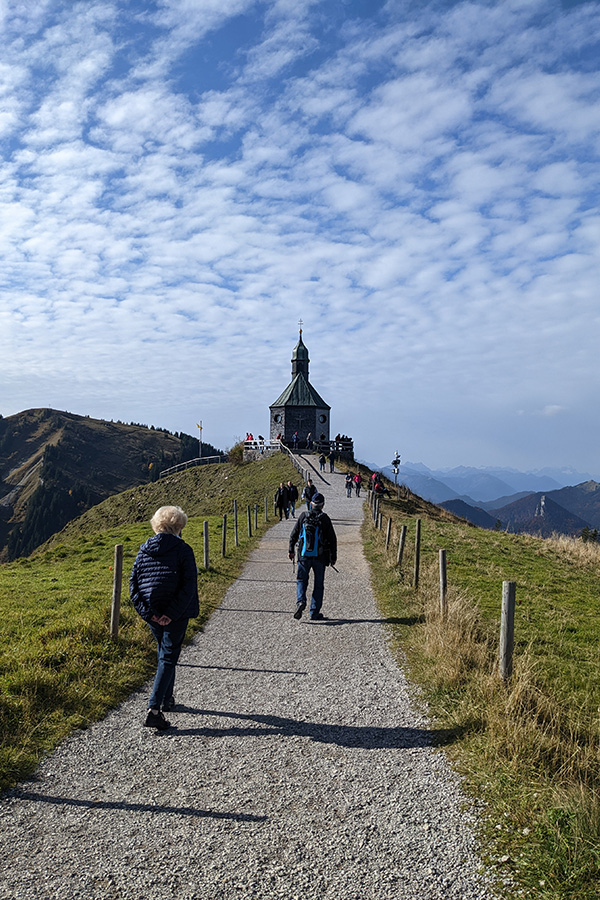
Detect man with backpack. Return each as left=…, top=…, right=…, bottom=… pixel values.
left=288, top=492, right=337, bottom=621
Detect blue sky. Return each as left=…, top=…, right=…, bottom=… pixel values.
left=1, top=0, right=599, bottom=474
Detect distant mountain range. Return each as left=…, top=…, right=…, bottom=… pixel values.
left=366, top=460, right=600, bottom=538
left=377, top=461, right=597, bottom=503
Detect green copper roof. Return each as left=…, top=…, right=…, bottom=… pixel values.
left=291, top=333, right=309, bottom=360
left=270, top=373, right=330, bottom=409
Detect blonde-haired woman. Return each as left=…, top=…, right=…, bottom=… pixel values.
left=130, top=506, right=199, bottom=730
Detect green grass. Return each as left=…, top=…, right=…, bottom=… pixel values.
left=0, top=454, right=298, bottom=792
left=363, top=488, right=600, bottom=899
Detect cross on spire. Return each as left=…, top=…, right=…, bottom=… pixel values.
left=298, top=318, right=303, bottom=334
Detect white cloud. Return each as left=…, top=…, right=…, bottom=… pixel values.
left=0, top=0, right=599, bottom=472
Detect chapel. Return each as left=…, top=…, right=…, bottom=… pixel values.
left=269, top=330, right=331, bottom=449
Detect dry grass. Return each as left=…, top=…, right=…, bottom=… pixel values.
left=363, top=509, right=600, bottom=898
left=543, top=533, right=600, bottom=569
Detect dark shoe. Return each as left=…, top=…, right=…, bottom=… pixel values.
left=162, top=696, right=175, bottom=712
left=293, top=602, right=306, bottom=620
left=144, top=709, right=171, bottom=730
left=310, top=612, right=325, bottom=621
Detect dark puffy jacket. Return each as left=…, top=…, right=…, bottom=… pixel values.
left=130, top=532, right=199, bottom=623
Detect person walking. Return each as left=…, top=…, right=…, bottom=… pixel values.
left=286, top=480, right=299, bottom=518
left=318, top=453, right=326, bottom=472
left=328, top=449, right=336, bottom=473
left=301, top=478, right=317, bottom=510
left=354, top=472, right=363, bottom=497
left=345, top=472, right=353, bottom=497
left=288, top=492, right=337, bottom=621
left=130, top=506, right=199, bottom=731
left=274, top=482, right=290, bottom=519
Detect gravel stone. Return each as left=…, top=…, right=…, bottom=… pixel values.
left=0, top=468, right=494, bottom=899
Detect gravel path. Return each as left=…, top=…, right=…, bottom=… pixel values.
left=0, top=468, right=493, bottom=899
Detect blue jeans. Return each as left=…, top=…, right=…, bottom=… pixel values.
left=296, top=557, right=326, bottom=615
left=147, top=617, right=189, bottom=709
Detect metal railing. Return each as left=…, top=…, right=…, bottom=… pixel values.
left=159, top=455, right=226, bottom=478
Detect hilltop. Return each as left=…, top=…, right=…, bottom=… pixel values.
left=0, top=408, right=221, bottom=561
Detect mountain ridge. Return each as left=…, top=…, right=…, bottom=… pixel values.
left=0, top=408, right=222, bottom=560
left=371, top=459, right=597, bottom=506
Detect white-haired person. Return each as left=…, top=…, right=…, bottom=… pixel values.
left=130, top=505, right=199, bottom=730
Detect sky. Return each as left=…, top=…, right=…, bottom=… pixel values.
left=1, top=0, right=599, bottom=475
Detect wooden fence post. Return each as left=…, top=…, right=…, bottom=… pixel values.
left=247, top=505, right=252, bottom=537
left=110, top=544, right=123, bottom=640
left=203, top=520, right=209, bottom=570
left=499, top=581, right=516, bottom=681
left=397, top=525, right=407, bottom=567
left=439, top=549, right=447, bottom=618
left=234, top=499, right=239, bottom=547
left=222, top=514, right=227, bottom=557
left=385, top=517, right=392, bottom=550
left=413, top=518, right=421, bottom=589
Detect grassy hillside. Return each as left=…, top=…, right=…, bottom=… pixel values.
left=42, top=454, right=293, bottom=549
left=0, top=408, right=221, bottom=561
left=363, top=478, right=600, bottom=899
left=0, top=453, right=298, bottom=792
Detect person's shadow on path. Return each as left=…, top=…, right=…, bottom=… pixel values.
left=173, top=708, right=464, bottom=749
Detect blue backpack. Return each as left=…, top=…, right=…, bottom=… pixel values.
left=299, top=512, right=323, bottom=558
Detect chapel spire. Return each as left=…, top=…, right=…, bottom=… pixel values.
left=291, top=328, right=309, bottom=379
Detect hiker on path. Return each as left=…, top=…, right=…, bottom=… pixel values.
left=345, top=473, right=354, bottom=497
left=288, top=491, right=337, bottom=621
left=274, top=482, right=290, bottom=520
left=318, top=453, right=326, bottom=472
left=328, top=449, right=336, bottom=472
left=301, top=478, right=317, bottom=511
left=354, top=472, right=363, bottom=496
left=130, top=505, right=199, bottom=731
left=286, top=480, right=299, bottom=518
